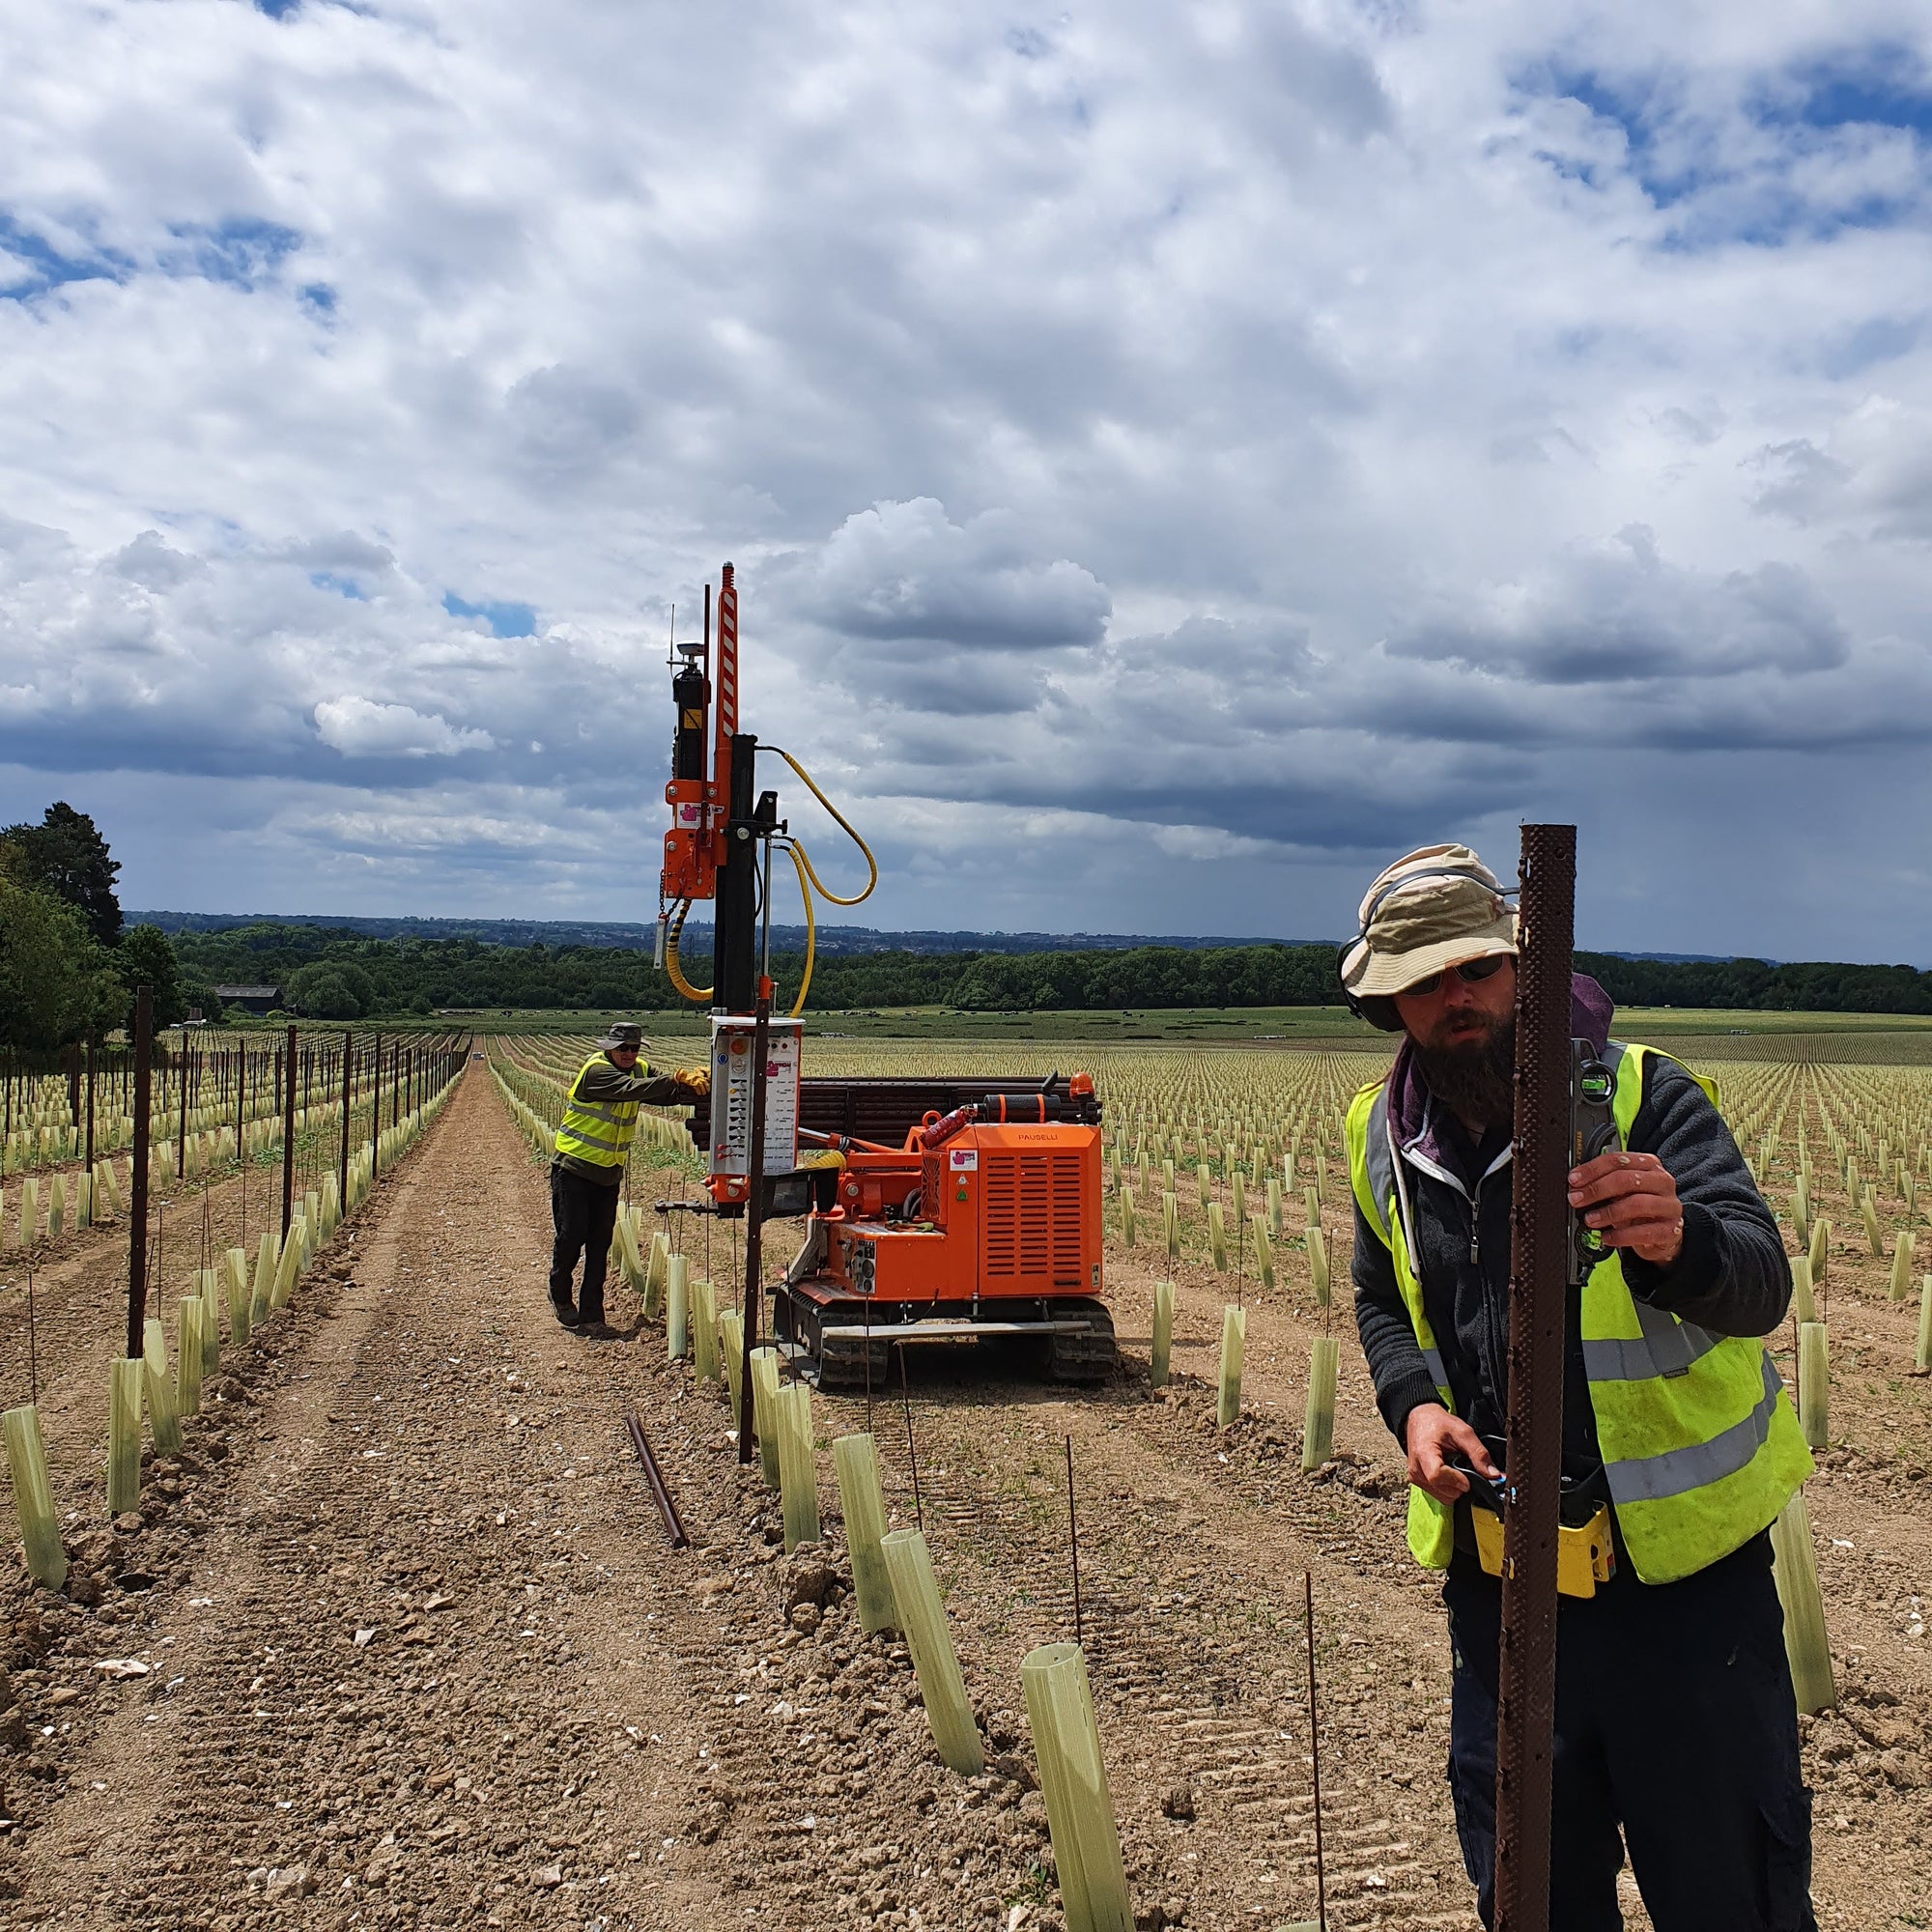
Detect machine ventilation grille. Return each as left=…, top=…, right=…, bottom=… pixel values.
left=983, top=1151, right=1086, bottom=1287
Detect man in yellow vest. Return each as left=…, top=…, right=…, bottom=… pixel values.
left=551, top=1022, right=707, bottom=1336
left=1342, top=845, right=1814, bottom=1931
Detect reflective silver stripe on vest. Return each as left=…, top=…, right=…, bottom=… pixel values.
left=1363, top=1092, right=1396, bottom=1242
left=1581, top=1299, right=1723, bottom=1383
left=1365, top=1091, right=1449, bottom=1393
left=569, top=1097, right=635, bottom=1125
left=559, top=1122, right=625, bottom=1153
left=1603, top=1351, right=1783, bottom=1505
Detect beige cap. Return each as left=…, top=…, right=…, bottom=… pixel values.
left=1340, top=843, right=1518, bottom=999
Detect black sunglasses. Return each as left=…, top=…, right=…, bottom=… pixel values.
left=1400, top=954, right=1510, bottom=997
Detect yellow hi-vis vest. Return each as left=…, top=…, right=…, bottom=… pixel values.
left=1345, top=1041, right=1811, bottom=1585
left=553, top=1054, right=643, bottom=1170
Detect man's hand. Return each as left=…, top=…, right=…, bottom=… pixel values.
left=1405, top=1403, right=1499, bottom=1504
left=1568, top=1150, right=1685, bottom=1266
left=671, top=1065, right=710, bottom=1099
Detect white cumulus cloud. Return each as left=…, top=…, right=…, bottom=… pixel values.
left=312, top=696, right=495, bottom=759
left=3, top=0, right=1932, bottom=955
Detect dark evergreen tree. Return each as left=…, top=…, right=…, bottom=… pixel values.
left=0, top=803, right=123, bottom=945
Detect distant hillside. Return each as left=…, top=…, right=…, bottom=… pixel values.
left=130, top=911, right=1321, bottom=955
left=120, top=912, right=1789, bottom=965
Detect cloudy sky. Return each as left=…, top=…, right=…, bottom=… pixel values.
left=4, top=2, right=1931, bottom=960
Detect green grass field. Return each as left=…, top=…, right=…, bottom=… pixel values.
left=451, top=1001, right=1932, bottom=1060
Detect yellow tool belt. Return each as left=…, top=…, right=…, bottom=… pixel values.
left=1469, top=1500, right=1617, bottom=1599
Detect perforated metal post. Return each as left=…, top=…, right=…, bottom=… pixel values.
left=127, top=987, right=153, bottom=1363
left=280, top=1025, right=297, bottom=1242
left=1493, top=823, right=1575, bottom=1932
left=338, top=1029, right=353, bottom=1214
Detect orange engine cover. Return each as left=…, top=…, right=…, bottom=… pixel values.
left=824, top=1121, right=1103, bottom=1305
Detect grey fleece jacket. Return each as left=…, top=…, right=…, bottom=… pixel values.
left=553, top=1056, right=693, bottom=1186
left=1351, top=986, right=1792, bottom=1478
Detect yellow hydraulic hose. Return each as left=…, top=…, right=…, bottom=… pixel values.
left=772, top=748, right=879, bottom=906
left=772, top=748, right=876, bottom=1017
left=783, top=841, right=815, bottom=1017
left=664, top=897, right=713, bottom=1002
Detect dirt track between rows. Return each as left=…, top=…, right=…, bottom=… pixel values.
left=0, top=1062, right=1922, bottom=1930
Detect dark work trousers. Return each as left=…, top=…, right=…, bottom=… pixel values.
left=1443, top=1532, right=1815, bottom=1932
left=549, top=1164, right=620, bottom=1322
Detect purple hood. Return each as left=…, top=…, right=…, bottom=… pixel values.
left=1385, top=972, right=1615, bottom=1161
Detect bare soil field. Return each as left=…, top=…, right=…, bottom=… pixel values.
left=0, top=1058, right=1923, bottom=1930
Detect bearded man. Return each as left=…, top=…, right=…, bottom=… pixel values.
left=1342, top=844, right=1814, bottom=1932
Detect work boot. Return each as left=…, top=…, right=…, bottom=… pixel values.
left=578, top=1321, right=618, bottom=1341
left=550, top=1294, right=579, bottom=1327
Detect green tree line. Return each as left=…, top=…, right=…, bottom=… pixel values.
left=165, top=921, right=1932, bottom=1018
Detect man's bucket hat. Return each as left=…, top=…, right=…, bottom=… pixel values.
left=1339, top=842, right=1518, bottom=1000
left=595, top=1021, right=648, bottom=1052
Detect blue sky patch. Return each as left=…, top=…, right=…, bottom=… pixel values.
left=1528, top=65, right=1701, bottom=207
left=1817, top=311, right=1925, bottom=379
left=443, top=592, right=536, bottom=638
left=311, top=572, right=366, bottom=600
left=1775, top=48, right=1932, bottom=135
left=165, top=218, right=303, bottom=291
left=1520, top=48, right=1931, bottom=249
left=0, top=211, right=133, bottom=299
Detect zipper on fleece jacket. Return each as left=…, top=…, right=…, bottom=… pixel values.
left=1400, top=1117, right=1513, bottom=1424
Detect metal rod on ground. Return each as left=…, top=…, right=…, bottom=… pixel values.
left=338, top=1029, right=353, bottom=1213
left=1493, top=822, right=1576, bottom=1932
left=127, top=987, right=153, bottom=1361
left=624, top=1409, right=691, bottom=1548
left=1304, top=1570, right=1326, bottom=1932
left=280, top=1024, right=297, bottom=1242
left=1065, top=1433, right=1083, bottom=1647
left=898, top=1343, right=923, bottom=1532
left=738, top=982, right=772, bottom=1463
